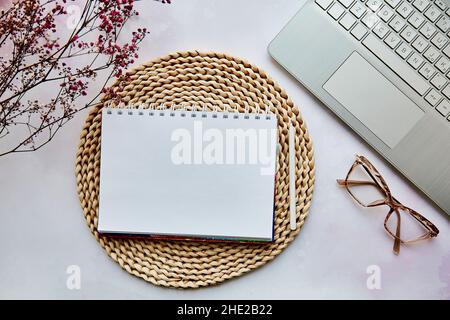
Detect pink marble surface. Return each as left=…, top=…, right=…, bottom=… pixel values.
left=0, top=0, right=448, bottom=299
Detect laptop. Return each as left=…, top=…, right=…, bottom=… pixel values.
left=269, top=0, right=450, bottom=215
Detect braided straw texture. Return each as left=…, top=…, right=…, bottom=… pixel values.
left=75, top=51, right=315, bottom=288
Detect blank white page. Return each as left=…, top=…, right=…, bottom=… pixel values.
left=98, top=108, right=277, bottom=242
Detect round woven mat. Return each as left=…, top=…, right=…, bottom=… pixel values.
left=75, top=51, right=315, bottom=288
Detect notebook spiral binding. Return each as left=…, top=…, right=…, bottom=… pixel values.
left=103, top=101, right=275, bottom=120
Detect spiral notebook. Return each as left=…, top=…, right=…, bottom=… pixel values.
left=98, top=107, right=278, bottom=242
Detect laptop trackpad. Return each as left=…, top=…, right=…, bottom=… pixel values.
left=323, top=52, right=424, bottom=148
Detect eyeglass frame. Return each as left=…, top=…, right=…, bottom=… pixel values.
left=337, top=155, right=439, bottom=255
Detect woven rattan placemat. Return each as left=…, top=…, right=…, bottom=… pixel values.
left=75, top=51, right=315, bottom=288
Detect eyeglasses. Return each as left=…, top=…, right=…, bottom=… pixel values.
left=337, top=155, right=439, bottom=255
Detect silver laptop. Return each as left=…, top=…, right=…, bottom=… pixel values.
left=269, top=0, right=450, bottom=215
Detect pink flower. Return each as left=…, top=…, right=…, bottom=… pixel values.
left=0, top=0, right=171, bottom=156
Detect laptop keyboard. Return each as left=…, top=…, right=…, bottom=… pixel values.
left=315, top=0, right=450, bottom=122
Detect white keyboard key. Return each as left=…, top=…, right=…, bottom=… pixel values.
left=424, top=5, right=441, bottom=22
left=396, top=42, right=413, bottom=58
left=338, top=0, right=354, bottom=8
left=408, top=11, right=426, bottom=28
left=350, top=2, right=366, bottom=18
left=412, top=36, right=429, bottom=52
left=419, top=21, right=436, bottom=38
left=442, top=84, right=450, bottom=98
left=424, top=46, right=440, bottom=62
left=407, top=52, right=425, bottom=68
left=362, top=12, right=380, bottom=28
left=436, top=15, right=450, bottom=33
left=385, top=32, right=402, bottom=48
left=386, top=0, right=401, bottom=9
left=378, top=6, right=395, bottom=21
left=397, top=2, right=414, bottom=18
left=367, top=0, right=383, bottom=11
left=400, top=25, right=418, bottom=42
left=430, top=73, right=448, bottom=90
left=412, top=0, right=430, bottom=12
left=435, top=0, right=447, bottom=11
left=316, top=0, right=334, bottom=10
left=424, top=89, right=442, bottom=106
left=340, top=13, right=357, bottom=30
left=351, top=23, right=368, bottom=40
left=431, top=33, right=448, bottom=49
left=436, top=100, right=450, bottom=116
left=374, top=22, right=390, bottom=38
left=436, top=56, right=450, bottom=73
left=389, top=15, right=406, bottom=32
left=362, top=34, right=430, bottom=95
left=419, top=62, right=436, bottom=79
left=443, top=44, right=450, bottom=58
left=328, top=3, right=346, bottom=20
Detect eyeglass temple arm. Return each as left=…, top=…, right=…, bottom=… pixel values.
left=336, top=179, right=378, bottom=187
left=337, top=179, right=386, bottom=207
left=391, top=209, right=402, bottom=255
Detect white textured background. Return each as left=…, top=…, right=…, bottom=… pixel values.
left=0, top=0, right=449, bottom=299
